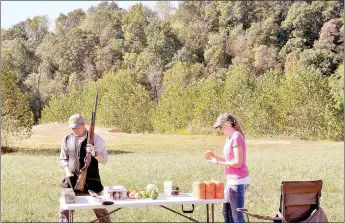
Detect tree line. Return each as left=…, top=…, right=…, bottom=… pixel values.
left=1, top=1, right=344, bottom=145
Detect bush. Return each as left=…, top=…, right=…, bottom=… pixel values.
left=190, top=76, right=224, bottom=131
left=276, top=54, right=334, bottom=139
left=325, top=63, right=344, bottom=140
left=41, top=69, right=154, bottom=133
left=97, top=69, right=154, bottom=133
left=248, top=68, right=282, bottom=136
left=40, top=81, right=98, bottom=124
left=1, top=67, right=34, bottom=145
left=152, top=84, right=192, bottom=133
left=221, top=64, right=255, bottom=131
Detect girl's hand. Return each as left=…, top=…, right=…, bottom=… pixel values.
left=205, top=150, right=215, bottom=160
left=204, top=150, right=212, bottom=155
left=206, top=157, right=218, bottom=164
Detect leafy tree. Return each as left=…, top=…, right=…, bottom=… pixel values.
left=329, top=63, right=344, bottom=108
left=122, top=52, right=138, bottom=70
left=171, top=45, right=202, bottom=64
left=1, top=66, right=34, bottom=145
left=134, top=50, right=164, bottom=102
left=248, top=68, right=282, bottom=135
left=226, top=25, right=246, bottom=59
left=3, top=0, right=344, bottom=140
left=277, top=54, right=333, bottom=139
left=338, top=24, right=344, bottom=58
left=97, top=69, right=153, bottom=133
left=253, top=45, right=279, bottom=76
left=122, top=3, right=148, bottom=53
left=41, top=80, right=99, bottom=124
left=221, top=64, right=255, bottom=129
left=204, top=31, right=231, bottom=73
left=1, top=39, right=33, bottom=85
left=203, top=1, right=219, bottom=32
left=2, top=30, right=43, bottom=123
left=36, top=28, right=98, bottom=80
left=217, top=1, right=257, bottom=30
left=134, top=50, right=155, bottom=84
left=35, top=34, right=58, bottom=78
left=317, top=19, right=343, bottom=56
left=152, top=84, right=192, bottom=133
left=40, top=91, right=76, bottom=124
left=162, top=61, right=204, bottom=87
left=94, top=39, right=124, bottom=75
left=88, top=0, right=120, bottom=13
left=80, top=1, right=123, bottom=46
left=22, top=72, right=44, bottom=123
left=246, top=16, right=281, bottom=47
left=1, top=22, right=28, bottom=41
left=282, top=1, right=328, bottom=47
left=56, top=9, right=86, bottom=35
left=190, top=76, right=223, bottom=131
left=145, top=6, right=160, bottom=24
left=279, top=37, right=308, bottom=58
left=154, top=75, right=223, bottom=134
left=25, top=15, right=50, bottom=50
left=152, top=61, right=205, bottom=132
left=145, top=20, right=181, bottom=65
left=298, top=48, right=340, bottom=76
left=155, top=1, right=177, bottom=21
left=252, top=1, right=294, bottom=23
left=322, top=1, right=344, bottom=22
left=175, top=1, right=205, bottom=24
left=326, top=63, right=344, bottom=140
left=173, top=1, right=209, bottom=63
left=233, top=16, right=282, bottom=76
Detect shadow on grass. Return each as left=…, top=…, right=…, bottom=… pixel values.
left=1, top=146, right=134, bottom=156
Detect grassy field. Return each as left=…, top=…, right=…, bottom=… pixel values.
left=1, top=123, right=344, bottom=222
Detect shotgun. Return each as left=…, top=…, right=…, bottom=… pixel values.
left=74, top=92, right=99, bottom=191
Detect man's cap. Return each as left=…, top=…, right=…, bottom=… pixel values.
left=68, top=114, right=85, bottom=128
left=212, top=113, right=232, bottom=128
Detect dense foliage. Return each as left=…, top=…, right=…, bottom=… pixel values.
left=1, top=65, right=34, bottom=144
left=2, top=1, right=344, bottom=141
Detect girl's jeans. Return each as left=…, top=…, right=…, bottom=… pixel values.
left=223, top=184, right=249, bottom=223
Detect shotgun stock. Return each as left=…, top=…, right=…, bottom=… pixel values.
left=74, top=92, right=99, bottom=191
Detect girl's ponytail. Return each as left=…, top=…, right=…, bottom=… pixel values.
left=228, top=115, right=245, bottom=138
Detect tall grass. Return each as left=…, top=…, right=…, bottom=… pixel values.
left=1, top=131, right=343, bottom=222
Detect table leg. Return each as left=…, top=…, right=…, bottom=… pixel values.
left=211, top=204, right=214, bottom=223
left=68, top=210, right=73, bottom=223
left=206, top=204, right=209, bottom=223
left=90, top=208, right=122, bottom=223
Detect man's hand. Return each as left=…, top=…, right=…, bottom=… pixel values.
left=206, top=157, right=218, bottom=164
left=86, top=144, right=96, bottom=157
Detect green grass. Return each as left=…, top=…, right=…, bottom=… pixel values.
left=1, top=130, right=344, bottom=222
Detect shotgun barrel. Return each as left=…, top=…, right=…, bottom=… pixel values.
left=74, top=92, right=98, bottom=191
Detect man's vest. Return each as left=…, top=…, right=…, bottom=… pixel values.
left=64, top=133, right=103, bottom=193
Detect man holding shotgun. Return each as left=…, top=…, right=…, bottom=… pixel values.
left=59, top=101, right=110, bottom=222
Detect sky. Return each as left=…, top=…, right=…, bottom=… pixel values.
left=1, top=1, right=179, bottom=31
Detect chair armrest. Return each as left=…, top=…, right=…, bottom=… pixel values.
left=237, top=208, right=284, bottom=221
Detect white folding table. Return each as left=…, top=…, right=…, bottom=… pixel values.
left=60, top=193, right=226, bottom=222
